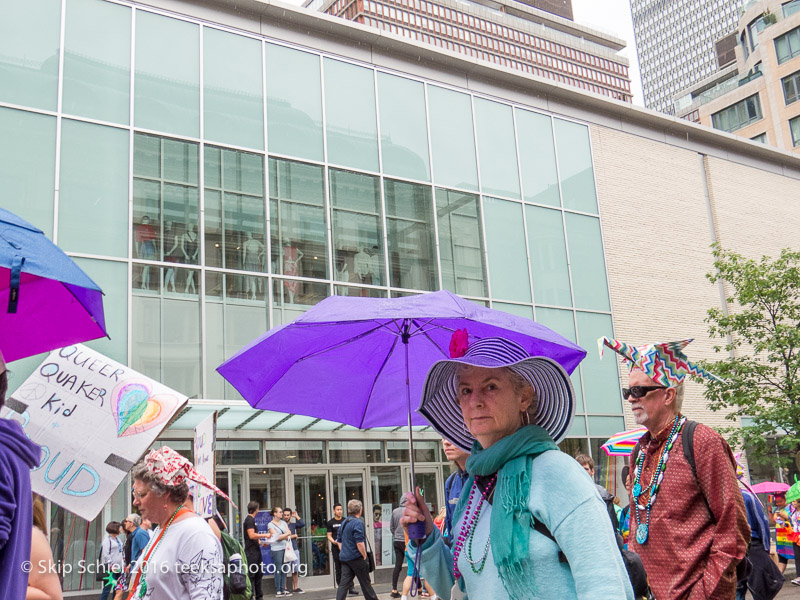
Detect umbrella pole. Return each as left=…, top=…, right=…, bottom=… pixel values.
left=403, top=321, right=426, bottom=544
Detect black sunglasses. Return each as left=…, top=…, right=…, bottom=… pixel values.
left=622, top=385, right=667, bottom=400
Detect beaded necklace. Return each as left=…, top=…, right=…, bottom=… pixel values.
left=128, top=504, right=188, bottom=600
left=452, top=474, right=497, bottom=580
left=631, top=415, right=685, bottom=544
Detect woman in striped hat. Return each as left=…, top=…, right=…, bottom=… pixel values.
left=402, top=335, right=634, bottom=600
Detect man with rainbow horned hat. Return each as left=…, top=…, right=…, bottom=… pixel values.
left=599, top=337, right=749, bottom=600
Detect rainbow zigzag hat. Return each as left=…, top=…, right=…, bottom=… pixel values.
left=597, top=337, right=723, bottom=387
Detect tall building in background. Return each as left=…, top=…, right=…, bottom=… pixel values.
left=631, top=0, right=744, bottom=114
left=674, top=0, right=800, bottom=151
left=309, top=0, right=633, bottom=101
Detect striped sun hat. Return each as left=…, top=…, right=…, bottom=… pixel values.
left=418, top=337, right=575, bottom=452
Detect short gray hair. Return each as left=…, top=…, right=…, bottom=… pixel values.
left=126, top=514, right=142, bottom=527
left=673, top=382, right=685, bottom=412
left=347, top=499, right=362, bottom=516
left=130, top=462, right=189, bottom=504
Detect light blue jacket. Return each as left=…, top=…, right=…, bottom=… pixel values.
left=410, top=450, right=634, bottom=600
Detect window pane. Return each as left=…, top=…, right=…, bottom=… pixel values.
left=385, top=180, right=437, bottom=291
left=436, top=189, right=487, bottom=296
left=59, top=120, right=129, bottom=257
left=483, top=197, right=531, bottom=302
left=205, top=275, right=268, bottom=399
left=272, top=280, right=329, bottom=325
left=791, top=117, right=800, bottom=146
left=324, top=58, right=379, bottom=172
left=269, top=158, right=328, bottom=289
left=565, top=213, right=610, bottom=312
left=0, top=108, right=56, bottom=236
left=428, top=86, right=478, bottom=191
left=133, top=134, right=200, bottom=269
left=204, top=147, right=266, bottom=272
left=330, top=169, right=385, bottom=287
left=265, top=44, right=323, bottom=161
left=63, top=0, right=130, bottom=124
left=265, top=441, right=325, bottom=464
left=131, top=267, right=202, bottom=397
left=535, top=307, right=584, bottom=413
left=203, top=27, right=263, bottom=150
left=329, top=441, right=383, bottom=463
left=134, top=11, right=200, bottom=138
left=575, top=311, right=622, bottom=415
left=474, top=98, right=520, bottom=200
left=377, top=72, right=430, bottom=181
left=73, top=258, right=128, bottom=363
left=0, top=0, right=60, bottom=110
left=525, top=205, right=571, bottom=307
left=516, top=109, right=559, bottom=207
left=217, top=441, right=261, bottom=465
left=553, top=119, right=597, bottom=214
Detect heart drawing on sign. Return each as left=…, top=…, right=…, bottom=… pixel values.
left=111, top=380, right=179, bottom=437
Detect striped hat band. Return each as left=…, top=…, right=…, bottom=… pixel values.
left=418, top=337, right=575, bottom=452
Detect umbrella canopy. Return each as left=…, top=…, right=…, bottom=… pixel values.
left=601, top=427, right=647, bottom=457
left=750, top=481, right=790, bottom=495
left=217, top=290, right=586, bottom=430
left=0, top=208, right=107, bottom=362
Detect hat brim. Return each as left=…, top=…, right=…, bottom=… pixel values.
left=418, top=355, right=575, bottom=452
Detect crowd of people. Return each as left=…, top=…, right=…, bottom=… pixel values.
left=3, top=328, right=800, bottom=599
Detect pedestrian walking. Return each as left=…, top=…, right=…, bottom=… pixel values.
left=335, top=499, right=379, bottom=600
left=327, top=504, right=357, bottom=595
left=600, top=337, right=750, bottom=600
left=389, top=497, right=408, bottom=598
left=244, top=502, right=270, bottom=600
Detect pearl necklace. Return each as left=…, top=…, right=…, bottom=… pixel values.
left=631, top=415, right=685, bottom=544
left=452, top=474, right=497, bottom=579
left=134, top=504, right=186, bottom=599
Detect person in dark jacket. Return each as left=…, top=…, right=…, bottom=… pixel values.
left=442, top=438, right=470, bottom=546
left=0, top=352, right=42, bottom=600
left=336, top=500, right=379, bottom=600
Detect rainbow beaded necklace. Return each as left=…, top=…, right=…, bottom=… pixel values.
left=631, top=415, right=685, bottom=544
left=452, top=474, right=497, bottom=579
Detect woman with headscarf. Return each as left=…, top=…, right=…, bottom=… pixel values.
left=128, top=446, right=233, bottom=599
left=402, top=335, right=633, bottom=600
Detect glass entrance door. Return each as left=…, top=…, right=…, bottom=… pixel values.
left=230, top=468, right=247, bottom=544
left=402, top=466, right=443, bottom=517
left=291, top=471, right=331, bottom=588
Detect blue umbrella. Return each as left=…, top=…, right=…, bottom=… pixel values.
left=0, top=208, right=107, bottom=362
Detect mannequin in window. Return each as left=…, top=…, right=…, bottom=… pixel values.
left=182, top=223, right=199, bottom=293
left=163, top=221, right=182, bottom=293
left=135, top=215, right=157, bottom=290
left=354, top=246, right=374, bottom=297
left=335, top=257, right=350, bottom=296
left=282, top=242, right=303, bottom=304
left=242, top=231, right=265, bottom=300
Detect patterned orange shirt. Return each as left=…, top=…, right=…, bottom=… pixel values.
left=628, top=421, right=749, bottom=600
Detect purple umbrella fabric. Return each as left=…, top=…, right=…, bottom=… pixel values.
left=0, top=208, right=107, bottom=362
left=217, top=290, right=586, bottom=429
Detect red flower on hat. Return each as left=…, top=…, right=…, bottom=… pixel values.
left=449, top=329, right=470, bottom=358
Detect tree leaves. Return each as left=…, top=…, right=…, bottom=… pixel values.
left=699, top=244, right=800, bottom=467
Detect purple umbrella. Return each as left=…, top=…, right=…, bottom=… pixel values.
left=0, top=208, right=107, bottom=362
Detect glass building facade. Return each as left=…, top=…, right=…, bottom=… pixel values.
left=0, top=0, right=625, bottom=593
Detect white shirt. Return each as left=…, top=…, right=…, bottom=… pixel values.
left=267, top=520, right=289, bottom=551
left=129, top=516, right=223, bottom=600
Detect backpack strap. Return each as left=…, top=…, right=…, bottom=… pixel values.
left=530, top=518, right=568, bottom=564
left=682, top=419, right=698, bottom=481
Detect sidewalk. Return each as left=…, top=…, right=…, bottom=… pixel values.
left=282, top=582, right=424, bottom=599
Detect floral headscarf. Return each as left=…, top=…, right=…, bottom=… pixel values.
left=144, top=446, right=234, bottom=505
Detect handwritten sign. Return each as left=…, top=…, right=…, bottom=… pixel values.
left=1, top=344, right=187, bottom=521
left=193, top=412, right=217, bottom=518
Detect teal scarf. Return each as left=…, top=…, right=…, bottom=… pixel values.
left=453, top=425, right=558, bottom=600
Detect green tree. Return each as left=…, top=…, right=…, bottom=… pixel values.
left=700, top=244, right=800, bottom=468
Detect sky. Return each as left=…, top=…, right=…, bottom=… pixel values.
left=571, top=0, right=644, bottom=105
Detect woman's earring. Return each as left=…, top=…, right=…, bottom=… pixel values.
left=521, top=411, right=530, bottom=427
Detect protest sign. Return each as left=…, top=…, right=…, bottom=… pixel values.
left=193, top=411, right=217, bottom=518
left=1, top=344, right=187, bottom=521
